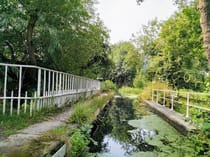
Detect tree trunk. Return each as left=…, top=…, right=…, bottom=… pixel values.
left=26, top=12, right=38, bottom=65
left=199, top=0, right=210, bottom=66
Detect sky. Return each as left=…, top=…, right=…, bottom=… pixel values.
left=95, top=0, right=178, bottom=44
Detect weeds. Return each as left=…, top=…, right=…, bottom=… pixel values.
left=138, top=81, right=171, bottom=101
left=70, top=92, right=114, bottom=126
left=69, top=129, right=90, bottom=157
left=119, top=86, right=142, bottom=97
left=70, top=104, right=92, bottom=125
left=100, top=80, right=117, bottom=92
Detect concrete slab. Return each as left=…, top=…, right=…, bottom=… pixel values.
left=144, top=100, right=196, bottom=135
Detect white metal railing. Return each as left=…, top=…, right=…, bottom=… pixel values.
left=0, top=63, right=100, bottom=116
left=152, top=89, right=210, bottom=118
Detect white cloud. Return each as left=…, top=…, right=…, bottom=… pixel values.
left=96, top=0, right=178, bottom=44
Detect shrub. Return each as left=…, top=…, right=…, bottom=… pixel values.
left=119, top=86, right=142, bottom=96
left=204, top=75, right=210, bottom=92
left=100, top=80, right=117, bottom=92
left=133, top=72, right=146, bottom=89
left=69, top=129, right=89, bottom=157
left=70, top=105, right=92, bottom=125
left=139, top=81, right=171, bottom=101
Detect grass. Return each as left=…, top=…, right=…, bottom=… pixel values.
left=138, top=81, right=171, bottom=101
left=70, top=92, right=114, bottom=126
left=119, top=86, right=142, bottom=98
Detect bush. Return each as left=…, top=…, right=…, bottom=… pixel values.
left=204, top=75, right=210, bottom=92
left=69, top=129, right=89, bottom=157
left=100, top=80, right=117, bottom=92
left=139, top=81, right=171, bottom=101
left=133, top=72, right=146, bottom=89
left=119, top=86, right=142, bottom=96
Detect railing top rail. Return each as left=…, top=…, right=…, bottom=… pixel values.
left=0, top=63, right=99, bottom=82
left=153, top=89, right=210, bottom=96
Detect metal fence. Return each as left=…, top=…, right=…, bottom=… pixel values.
left=152, top=89, right=210, bottom=118
left=0, top=63, right=100, bottom=116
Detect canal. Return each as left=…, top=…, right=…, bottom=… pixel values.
left=89, top=97, right=195, bottom=157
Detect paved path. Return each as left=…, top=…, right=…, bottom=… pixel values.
left=0, top=108, right=73, bottom=155
left=144, top=100, right=196, bottom=135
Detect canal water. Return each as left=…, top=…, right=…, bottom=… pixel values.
left=89, top=97, right=195, bottom=157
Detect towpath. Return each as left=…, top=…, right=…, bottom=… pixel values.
left=0, top=108, right=73, bottom=155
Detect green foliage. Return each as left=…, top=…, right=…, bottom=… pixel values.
left=109, top=42, right=141, bottom=87
left=119, top=86, right=142, bottom=97
left=100, top=80, right=117, bottom=92
left=154, top=3, right=208, bottom=90
left=70, top=92, right=114, bottom=126
left=70, top=104, right=92, bottom=125
left=204, top=75, right=210, bottom=92
left=69, top=129, right=90, bottom=157
left=133, top=2, right=208, bottom=91
left=186, top=123, right=210, bottom=157
left=0, top=0, right=110, bottom=78
left=133, top=71, right=146, bottom=88
left=138, top=81, right=171, bottom=101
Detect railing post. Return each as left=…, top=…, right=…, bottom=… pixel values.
left=3, top=65, right=8, bottom=115
left=56, top=72, right=58, bottom=94
left=59, top=72, right=62, bottom=93
left=43, top=70, right=46, bottom=107
left=186, top=92, right=190, bottom=118
left=62, top=73, right=65, bottom=93
left=163, top=90, right=166, bottom=107
left=171, top=91, right=174, bottom=110
left=37, top=68, right=41, bottom=111
left=17, top=66, right=22, bottom=115
left=52, top=71, right=55, bottom=94
left=10, top=91, right=14, bottom=116
left=48, top=71, right=51, bottom=97
left=24, top=91, right=27, bottom=113
left=156, top=90, right=158, bottom=103
left=30, top=98, right=33, bottom=117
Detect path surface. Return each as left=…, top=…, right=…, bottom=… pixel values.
left=144, top=100, right=196, bottom=135
left=0, top=108, right=73, bottom=155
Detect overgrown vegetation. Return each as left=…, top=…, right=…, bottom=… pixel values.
left=100, top=80, right=117, bottom=92
left=138, top=81, right=171, bottom=101
left=70, top=92, right=114, bottom=126
left=119, top=86, right=142, bottom=97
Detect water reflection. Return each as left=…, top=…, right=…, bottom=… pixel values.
left=89, top=97, right=157, bottom=156
left=89, top=97, right=194, bottom=157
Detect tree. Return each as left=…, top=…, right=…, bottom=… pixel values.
left=149, top=3, right=208, bottom=90
left=0, top=0, right=111, bottom=78
left=199, top=0, right=210, bottom=66
left=109, top=42, right=141, bottom=86
left=136, top=0, right=210, bottom=66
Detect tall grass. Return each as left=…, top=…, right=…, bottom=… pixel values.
left=69, top=92, right=114, bottom=126
left=119, top=86, right=142, bottom=97
left=138, top=81, right=171, bottom=101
